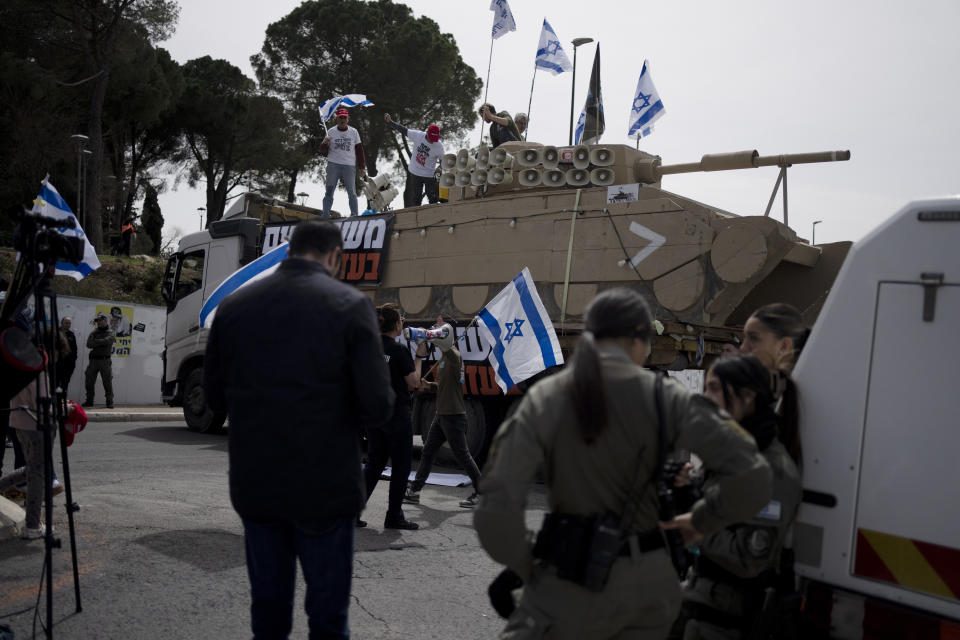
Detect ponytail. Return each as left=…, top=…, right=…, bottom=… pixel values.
left=571, top=331, right=606, bottom=444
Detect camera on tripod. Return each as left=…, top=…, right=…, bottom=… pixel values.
left=12, top=207, right=85, bottom=266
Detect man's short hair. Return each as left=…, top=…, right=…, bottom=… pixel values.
left=289, top=219, right=343, bottom=258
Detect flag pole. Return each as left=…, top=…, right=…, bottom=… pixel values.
left=480, top=36, right=495, bottom=146
left=524, top=66, right=538, bottom=141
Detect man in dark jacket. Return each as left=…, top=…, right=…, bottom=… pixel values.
left=84, top=313, right=115, bottom=408
left=204, top=219, right=394, bottom=640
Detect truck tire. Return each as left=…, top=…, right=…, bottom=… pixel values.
left=413, top=396, right=486, bottom=461
left=183, top=367, right=226, bottom=434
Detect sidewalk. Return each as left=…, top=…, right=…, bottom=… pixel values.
left=82, top=404, right=184, bottom=423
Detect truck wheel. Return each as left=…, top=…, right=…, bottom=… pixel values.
left=183, top=368, right=226, bottom=434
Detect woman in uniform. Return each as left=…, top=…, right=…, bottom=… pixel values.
left=474, top=288, right=773, bottom=640
left=669, top=355, right=803, bottom=639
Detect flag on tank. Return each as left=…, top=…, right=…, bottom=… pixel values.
left=318, top=94, right=373, bottom=121
left=535, top=19, right=572, bottom=75
left=628, top=60, right=665, bottom=139
left=578, top=45, right=604, bottom=145
left=31, top=176, right=101, bottom=280
left=490, top=0, right=516, bottom=39
left=476, top=268, right=564, bottom=393
left=199, top=242, right=289, bottom=329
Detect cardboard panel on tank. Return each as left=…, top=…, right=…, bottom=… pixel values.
left=384, top=252, right=553, bottom=288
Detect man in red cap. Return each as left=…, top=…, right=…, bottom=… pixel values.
left=320, top=107, right=366, bottom=217
left=384, top=113, right=445, bottom=207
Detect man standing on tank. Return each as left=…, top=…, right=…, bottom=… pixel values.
left=204, top=219, right=394, bottom=639
left=384, top=113, right=445, bottom=207
left=321, top=107, right=367, bottom=217
left=479, top=103, right=522, bottom=147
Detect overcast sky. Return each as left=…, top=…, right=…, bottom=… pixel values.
left=158, top=0, right=960, bottom=246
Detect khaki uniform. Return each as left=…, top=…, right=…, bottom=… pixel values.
left=85, top=326, right=115, bottom=404
left=675, top=439, right=802, bottom=640
left=475, top=345, right=773, bottom=640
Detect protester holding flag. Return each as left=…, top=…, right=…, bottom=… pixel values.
left=474, top=288, right=772, bottom=639
left=321, top=107, right=367, bottom=217
left=405, top=316, right=483, bottom=509
left=384, top=113, right=445, bottom=207
left=479, top=103, right=522, bottom=147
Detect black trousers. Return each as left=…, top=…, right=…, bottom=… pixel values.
left=412, top=413, right=481, bottom=492
left=363, top=411, right=414, bottom=521
left=403, top=173, right=439, bottom=208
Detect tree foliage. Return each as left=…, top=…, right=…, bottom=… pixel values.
left=173, top=57, right=286, bottom=224
left=252, top=0, right=482, bottom=186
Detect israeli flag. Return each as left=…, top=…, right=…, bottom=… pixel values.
left=574, top=109, right=585, bottom=145
left=628, top=60, right=665, bottom=139
left=199, top=242, right=289, bottom=329
left=535, top=20, right=572, bottom=75
left=318, top=94, right=374, bottom=121
left=31, top=177, right=101, bottom=280
left=476, top=268, right=564, bottom=394
left=490, top=0, right=516, bottom=39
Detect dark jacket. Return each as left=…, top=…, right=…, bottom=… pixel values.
left=62, top=329, right=78, bottom=365
left=204, top=258, right=394, bottom=522
left=86, top=327, right=115, bottom=358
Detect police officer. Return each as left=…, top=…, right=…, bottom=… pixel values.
left=474, top=288, right=773, bottom=640
left=669, top=355, right=803, bottom=640
left=84, top=312, right=116, bottom=408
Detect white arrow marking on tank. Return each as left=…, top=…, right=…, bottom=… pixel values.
left=628, top=221, right=666, bottom=267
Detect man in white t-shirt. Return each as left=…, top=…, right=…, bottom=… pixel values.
left=384, top=113, right=445, bottom=208
left=321, top=107, right=367, bottom=217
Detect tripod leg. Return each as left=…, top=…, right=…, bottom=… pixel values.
left=57, top=414, right=82, bottom=612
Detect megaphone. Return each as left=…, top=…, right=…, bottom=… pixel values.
left=476, top=144, right=490, bottom=170
left=543, top=169, right=567, bottom=187
left=566, top=167, right=590, bottom=186
left=375, top=185, right=399, bottom=209
left=519, top=168, right=542, bottom=187
left=542, top=146, right=560, bottom=169
left=404, top=324, right=455, bottom=351
left=518, top=148, right=543, bottom=167
left=590, top=167, right=616, bottom=186
left=571, top=145, right=591, bottom=169
left=362, top=173, right=392, bottom=200
left=490, top=148, right=512, bottom=166
left=440, top=172, right=457, bottom=188
left=590, top=147, right=615, bottom=167
left=471, top=169, right=488, bottom=186
left=441, top=153, right=458, bottom=172
left=455, top=171, right=473, bottom=187
left=456, top=149, right=476, bottom=172
left=487, top=167, right=514, bottom=185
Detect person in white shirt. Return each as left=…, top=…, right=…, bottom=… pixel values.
left=321, top=107, right=367, bottom=217
left=384, top=113, right=445, bottom=207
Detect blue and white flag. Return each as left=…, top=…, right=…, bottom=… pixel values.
left=31, top=177, right=101, bottom=280
left=535, top=19, right=572, bottom=75
left=490, top=0, right=516, bottom=39
left=573, top=109, right=586, bottom=145
left=628, top=60, right=665, bottom=139
left=476, top=268, right=564, bottom=394
left=199, top=242, right=289, bottom=329
left=318, top=94, right=374, bottom=121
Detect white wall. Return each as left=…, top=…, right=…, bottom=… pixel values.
left=58, top=296, right=166, bottom=405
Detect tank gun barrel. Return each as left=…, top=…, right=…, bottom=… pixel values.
left=644, top=149, right=850, bottom=182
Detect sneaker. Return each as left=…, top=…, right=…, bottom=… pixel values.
left=82, top=401, right=94, bottom=408
left=51, top=480, right=65, bottom=497
left=402, top=485, right=420, bottom=504
left=105, top=403, right=114, bottom=409
left=355, top=517, right=368, bottom=528
left=21, top=522, right=54, bottom=540
left=384, top=516, right=419, bottom=530
left=459, top=493, right=480, bottom=508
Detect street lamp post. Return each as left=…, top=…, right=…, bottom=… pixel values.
left=296, top=191, right=309, bottom=206
left=70, top=134, right=89, bottom=228
left=568, top=37, right=594, bottom=145
left=198, top=207, right=206, bottom=230
left=82, top=149, right=92, bottom=231
left=812, top=220, right=823, bottom=246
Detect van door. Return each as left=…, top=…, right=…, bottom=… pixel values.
left=853, top=279, right=960, bottom=616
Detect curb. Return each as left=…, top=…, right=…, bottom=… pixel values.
left=85, top=412, right=185, bottom=423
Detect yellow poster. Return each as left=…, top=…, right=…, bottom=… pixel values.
left=95, top=305, right=134, bottom=357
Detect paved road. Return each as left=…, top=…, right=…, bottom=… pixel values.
left=0, top=420, right=548, bottom=639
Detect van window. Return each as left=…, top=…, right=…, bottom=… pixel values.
left=175, top=250, right=205, bottom=301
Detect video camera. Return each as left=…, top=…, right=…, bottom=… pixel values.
left=11, top=206, right=85, bottom=267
